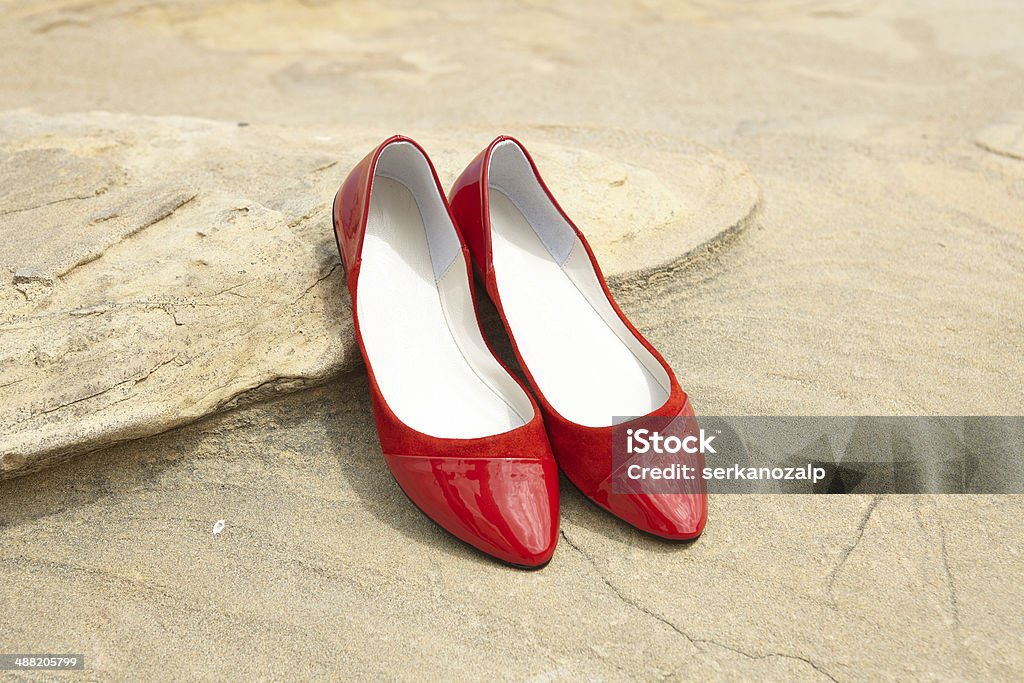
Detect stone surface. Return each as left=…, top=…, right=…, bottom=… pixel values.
left=0, top=111, right=758, bottom=479
left=974, top=112, right=1024, bottom=161
left=1, top=0, right=1023, bottom=679
left=1, top=371, right=1021, bottom=680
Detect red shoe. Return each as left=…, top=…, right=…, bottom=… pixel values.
left=332, top=136, right=559, bottom=567
left=449, top=136, right=707, bottom=540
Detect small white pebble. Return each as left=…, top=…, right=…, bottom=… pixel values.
left=212, top=520, right=225, bottom=535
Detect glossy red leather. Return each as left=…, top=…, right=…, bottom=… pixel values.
left=449, top=135, right=708, bottom=540
left=332, top=136, right=559, bottom=567
left=385, top=455, right=559, bottom=564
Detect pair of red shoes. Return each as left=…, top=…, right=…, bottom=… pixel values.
left=332, top=136, right=707, bottom=568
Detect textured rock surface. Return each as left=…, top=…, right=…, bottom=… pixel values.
left=974, top=112, right=1024, bottom=161
left=0, top=112, right=757, bottom=479
left=1, top=0, right=1023, bottom=679
left=1, top=371, right=1021, bottom=680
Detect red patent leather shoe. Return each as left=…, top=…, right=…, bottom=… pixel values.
left=332, top=136, right=559, bottom=567
left=449, top=136, right=707, bottom=540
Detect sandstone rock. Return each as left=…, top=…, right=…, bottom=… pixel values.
left=2, top=378, right=1016, bottom=680
left=12, top=267, right=56, bottom=285
left=974, top=112, right=1024, bottom=161
left=0, top=111, right=758, bottom=478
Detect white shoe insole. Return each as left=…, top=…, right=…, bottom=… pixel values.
left=357, top=178, right=530, bottom=439
left=489, top=190, right=668, bottom=427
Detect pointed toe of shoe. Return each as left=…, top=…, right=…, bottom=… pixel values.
left=594, top=480, right=707, bottom=541
left=383, top=454, right=559, bottom=567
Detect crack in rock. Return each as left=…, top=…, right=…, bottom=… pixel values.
left=292, top=263, right=341, bottom=304
left=559, top=529, right=839, bottom=682
left=14, top=355, right=181, bottom=426
left=559, top=529, right=700, bottom=651
left=215, top=374, right=321, bottom=413
left=938, top=522, right=962, bottom=632
left=57, top=192, right=198, bottom=279
left=0, top=193, right=99, bottom=217
left=826, top=494, right=882, bottom=607
left=287, top=205, right=327, bottom=228
left=973, top=140, right=1024, bottom=162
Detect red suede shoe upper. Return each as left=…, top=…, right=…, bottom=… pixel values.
left=449, top=136, right=707, bottom=540
left=332, top=136, right=559, bottom=566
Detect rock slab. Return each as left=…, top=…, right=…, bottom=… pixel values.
left=0, top=111, right=758, bottom=478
